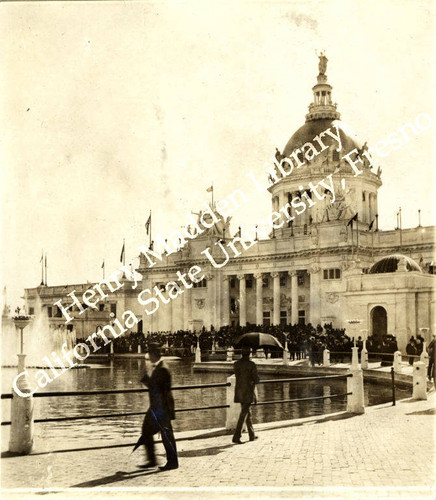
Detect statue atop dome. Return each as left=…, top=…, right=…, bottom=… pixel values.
left=318, top=51, right=328, bottom=75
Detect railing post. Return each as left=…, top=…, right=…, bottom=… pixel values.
left=9, top=354, right=34, bottom=455
left=225, top=375, right=239, bottom=430
left=412, top=361, right=427, bottom=400
left=282, top=347, right=289, bottom=366
left=390, top=367, right=396, bottom=405
left=137, top=345, right=142, bottom=354
left=351, top=346, right=359, bottom=369
left=393, top=351, right=402, bottom=374
left=323, top=349, right=330, bottom=367
left=346, top=368, right=365, bottom=414
left=361, top=341, right=368, bottom=370
left=195, top=344, right=201, bottom=363
left=226, top=347, right=233, bottom=362
left=420, top=342, right=429, bottom=368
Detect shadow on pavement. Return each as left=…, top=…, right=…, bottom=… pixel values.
left=258, top=411, right=356, bottom=432
left=406, top=408, right=436, bottom=415
left=178, top=443, right=233, bottom=458
left=70, top=469, right=156, bottom=488
left=1, top=429, right=230, bottom=458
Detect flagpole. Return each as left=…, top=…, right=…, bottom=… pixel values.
left=102, top=260, right=105, bottom=280
left=399, top=207, right=402, bottom=250
left=351, top=223, right=354, bottom=258
left=40, top=250, right=44, bottom=286
left=149, top=210, right=152, bottom=248
left=211, top=183, right=214, bottom=206
left=45, top=253, right=47, bottom=286
left=356, top=217, right=359, bottom=253
left=123, top=238, right=126, bottom=266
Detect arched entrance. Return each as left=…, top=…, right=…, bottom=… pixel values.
left=371, top=306, right=387, bottom=337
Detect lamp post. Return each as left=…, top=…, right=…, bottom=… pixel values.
left=9, top=310, right=34, bottom=455
left=347, top=319, right=363, bottom=368
left=13, top=309, right=31, bottom=369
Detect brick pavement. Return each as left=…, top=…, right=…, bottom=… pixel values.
left=1, top=391, right=435, bottom=499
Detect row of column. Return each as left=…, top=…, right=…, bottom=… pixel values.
left=362, top=191, right=377, bottom=225
left=146, top=266, right=321, bottom=331
left=225, top=271, right=301, bottom=327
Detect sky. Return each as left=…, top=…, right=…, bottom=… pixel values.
left=1, top=0, right=434, bottom=310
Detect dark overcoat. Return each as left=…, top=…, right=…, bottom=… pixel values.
left=141, top=361, right=175, bottom=420
left=233, top=357, right=259, bottom=404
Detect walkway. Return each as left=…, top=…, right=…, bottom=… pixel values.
left=1, top=392, right=434, bottom=499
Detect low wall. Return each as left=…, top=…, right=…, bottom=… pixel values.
left=193, top=361, right=416, bottom=388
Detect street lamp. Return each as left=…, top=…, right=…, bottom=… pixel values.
left=9, top=308, right=34, bottom=455
left=13, top=308, right=31, bottom=360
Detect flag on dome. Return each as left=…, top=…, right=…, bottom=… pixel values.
left=120, top=242, right=125, bottom=263
left=145, top=214, right=151, bottom=234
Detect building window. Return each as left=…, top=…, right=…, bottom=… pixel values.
left=55, top=306, right=62, bottom=318
left=362, top=192, right=366, bottom=201
left=47, top=306, right=52, bottom=318
left=298, top=275, right=304, bottom=286
left=263, top=311, right=271, bottom=327
left=362, top=268, right=369, bottom=274
left=246, top=278, right=253, bottom=289
left=29, top=307, right=34, bottom=315
left=280, top=310, right=287, bottom=326
left=323, top=268, right=341, bottom=280
left=262, top=277, right=269, bottom=288
left=280, top=275, right=286, bottom=287
left=99, top=303, right=105, bottom=311
left=230, top=278, right=236, bottom=289
left=193, top=279, right=207, bottom=288
left=303, top=224, right=308, bottom=235
left=298, top=295, right=305, bottom=303
left=110, top=303, right=117, bottom=316
left=298, top=310, right=306, bottom=325
left=428, top=265, right=436, bottom=275
left=332, top=150, right=340, bottom=161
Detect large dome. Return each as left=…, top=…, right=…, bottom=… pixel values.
left=283, top=118, right=363, bottom=157
left=369, top=254, right=422, bottom=274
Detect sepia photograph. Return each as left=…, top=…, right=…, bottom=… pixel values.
left=1, top=1, right=435, bottom=498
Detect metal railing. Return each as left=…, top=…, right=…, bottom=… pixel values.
left=1, top=374, right=353, bottom=427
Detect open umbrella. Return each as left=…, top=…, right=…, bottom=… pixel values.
left=234, top=332, right=284, bottom=350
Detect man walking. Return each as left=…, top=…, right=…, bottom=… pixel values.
left=232, top=346, right=260, bottom=444
left=140, top=343, right=178, bottom=470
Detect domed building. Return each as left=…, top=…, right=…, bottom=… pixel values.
left=24, top=55, right=436, bottom=351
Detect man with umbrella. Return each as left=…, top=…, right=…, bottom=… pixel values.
left=137, top=343, right=178, bottom=470
left=232, top=345, right=260, bottom=444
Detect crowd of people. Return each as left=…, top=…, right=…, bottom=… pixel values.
left=75, top=323, right=397, bottom=364
left=74, top=322, right=436, bottom=379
